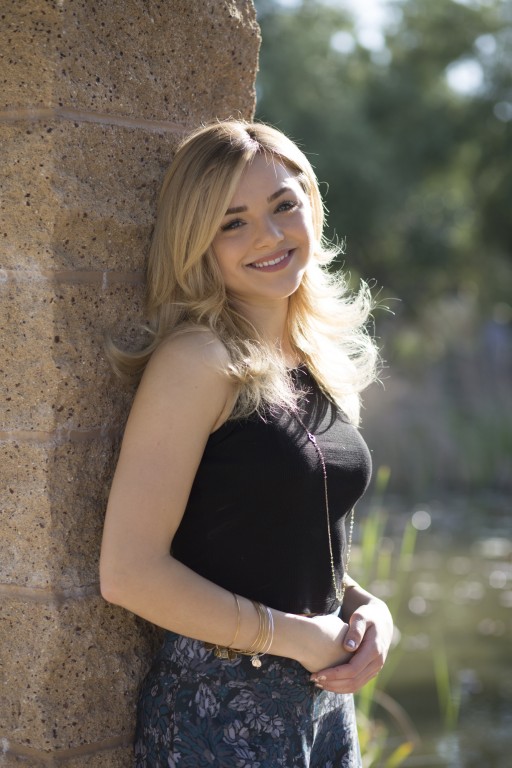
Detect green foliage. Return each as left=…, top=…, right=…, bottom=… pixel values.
left=254, top=0, right=512, bottom=321
left=431, top=628, right=461, bottom=732
left=255, top=0, right=512, bottom=496
left=349, top=470, right=472, bottom=762
left=357, top=706, right=415, bottom=768
left=348, top=467, right=420, bottom=763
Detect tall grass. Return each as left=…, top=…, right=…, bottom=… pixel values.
left=354, top=466, right=420, bottom=765
left=353, top=465, right=460, bottom=765
left=431, top=628, right=461, bottom=732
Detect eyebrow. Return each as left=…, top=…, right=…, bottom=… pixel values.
left=224, top=186, right=295, bottom=216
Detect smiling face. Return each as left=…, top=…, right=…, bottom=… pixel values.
left=211, top=154, right=315, bottom=315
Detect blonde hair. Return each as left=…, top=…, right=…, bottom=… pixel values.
left=107, top=120, right=378, bottom=424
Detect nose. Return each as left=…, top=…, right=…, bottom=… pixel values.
left=254, top=215, right=284, bottom=248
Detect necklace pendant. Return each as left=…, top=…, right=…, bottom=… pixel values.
left=251, top=656, right=262, bottom=668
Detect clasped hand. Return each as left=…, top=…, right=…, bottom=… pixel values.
left=308, top=598, right=393, bottom=694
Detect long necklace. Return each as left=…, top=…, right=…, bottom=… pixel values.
left=294, top=412, right=355, bottom=605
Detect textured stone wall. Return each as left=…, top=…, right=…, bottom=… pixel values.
left=0, top=2, right=260, bottom=765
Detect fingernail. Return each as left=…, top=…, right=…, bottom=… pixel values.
left=311, top=675, right=326, bottom=682
left=314, top=683, right=324, bottom=689
left=346, top=639, right=357, bottom=650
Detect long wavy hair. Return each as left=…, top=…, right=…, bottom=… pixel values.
left=107, top=120, right=378, bottom=424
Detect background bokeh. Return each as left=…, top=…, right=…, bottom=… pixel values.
left=254, top=1, right=512, bottom=765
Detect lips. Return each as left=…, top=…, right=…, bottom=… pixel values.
left=247, top=249, right=294, bottom=271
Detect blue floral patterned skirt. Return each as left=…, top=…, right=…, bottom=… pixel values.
left=134, top=630, right=361, bottom=767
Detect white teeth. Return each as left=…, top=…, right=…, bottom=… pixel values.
left=251, top=251, right=289, bottom=268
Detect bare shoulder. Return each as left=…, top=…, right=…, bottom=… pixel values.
left=147, top=328, right=230, bottom=377
left=103, top=330, right=236, bottom=567
left=131, top=329, right=235, bottom=433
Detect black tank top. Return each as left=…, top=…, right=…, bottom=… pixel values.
left=172, top=367, right=372, bottom=615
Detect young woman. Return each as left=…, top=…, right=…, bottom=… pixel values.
left=100, top=120, right=393, bottom=767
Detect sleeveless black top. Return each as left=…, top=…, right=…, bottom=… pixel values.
left=172, top=367, right=372, bottom=615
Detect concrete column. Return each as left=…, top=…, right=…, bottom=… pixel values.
left=0, top=2, right=260, bottom=765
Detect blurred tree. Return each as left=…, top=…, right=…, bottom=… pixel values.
left=255, top=0, right=512, bottom=328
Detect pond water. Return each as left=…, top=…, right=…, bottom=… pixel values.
left=354, top=494, right=511, bottom=768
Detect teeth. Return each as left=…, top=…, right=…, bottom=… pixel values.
left=251, top=252, right=289, bottom=268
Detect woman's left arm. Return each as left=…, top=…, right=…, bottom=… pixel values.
left=310, top=577, right=393, bottom=693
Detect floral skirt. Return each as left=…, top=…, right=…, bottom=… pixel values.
left=134, top=630, right=361, bottom=768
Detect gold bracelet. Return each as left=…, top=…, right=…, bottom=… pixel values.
left=240, top=601, right=266, bottom=654
left=252, top=601, right=267, bottom=651
left=250, top=606, right=274, bottom=668
left=235, top=602, right=273, bottom=667
left=227, top=593, right=241, bottom=649
left=205, top=592, right=241, bottom=661
left=206, top=599, right=274, bottom=669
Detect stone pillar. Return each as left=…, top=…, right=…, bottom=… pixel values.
left=0, top=2, right=260, bottom=765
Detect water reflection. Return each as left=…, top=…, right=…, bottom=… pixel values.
left=355, top=496, right=511, bottom=768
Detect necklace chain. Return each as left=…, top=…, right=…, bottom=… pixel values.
left=295, top=412, right=355, bottom=605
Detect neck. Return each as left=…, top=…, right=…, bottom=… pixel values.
left=230, top=296, right=297, bottom=367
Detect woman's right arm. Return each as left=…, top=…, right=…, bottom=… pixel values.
left=99, top=332, right=352, bottom=673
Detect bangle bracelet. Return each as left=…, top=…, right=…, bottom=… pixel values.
left=205, top=592, right=241, bottom=661
left=206, top=599, right=274, bottom=669
left=250, top=606, right=274, bottom=668
left=227, top=593, right=241, bottom=649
